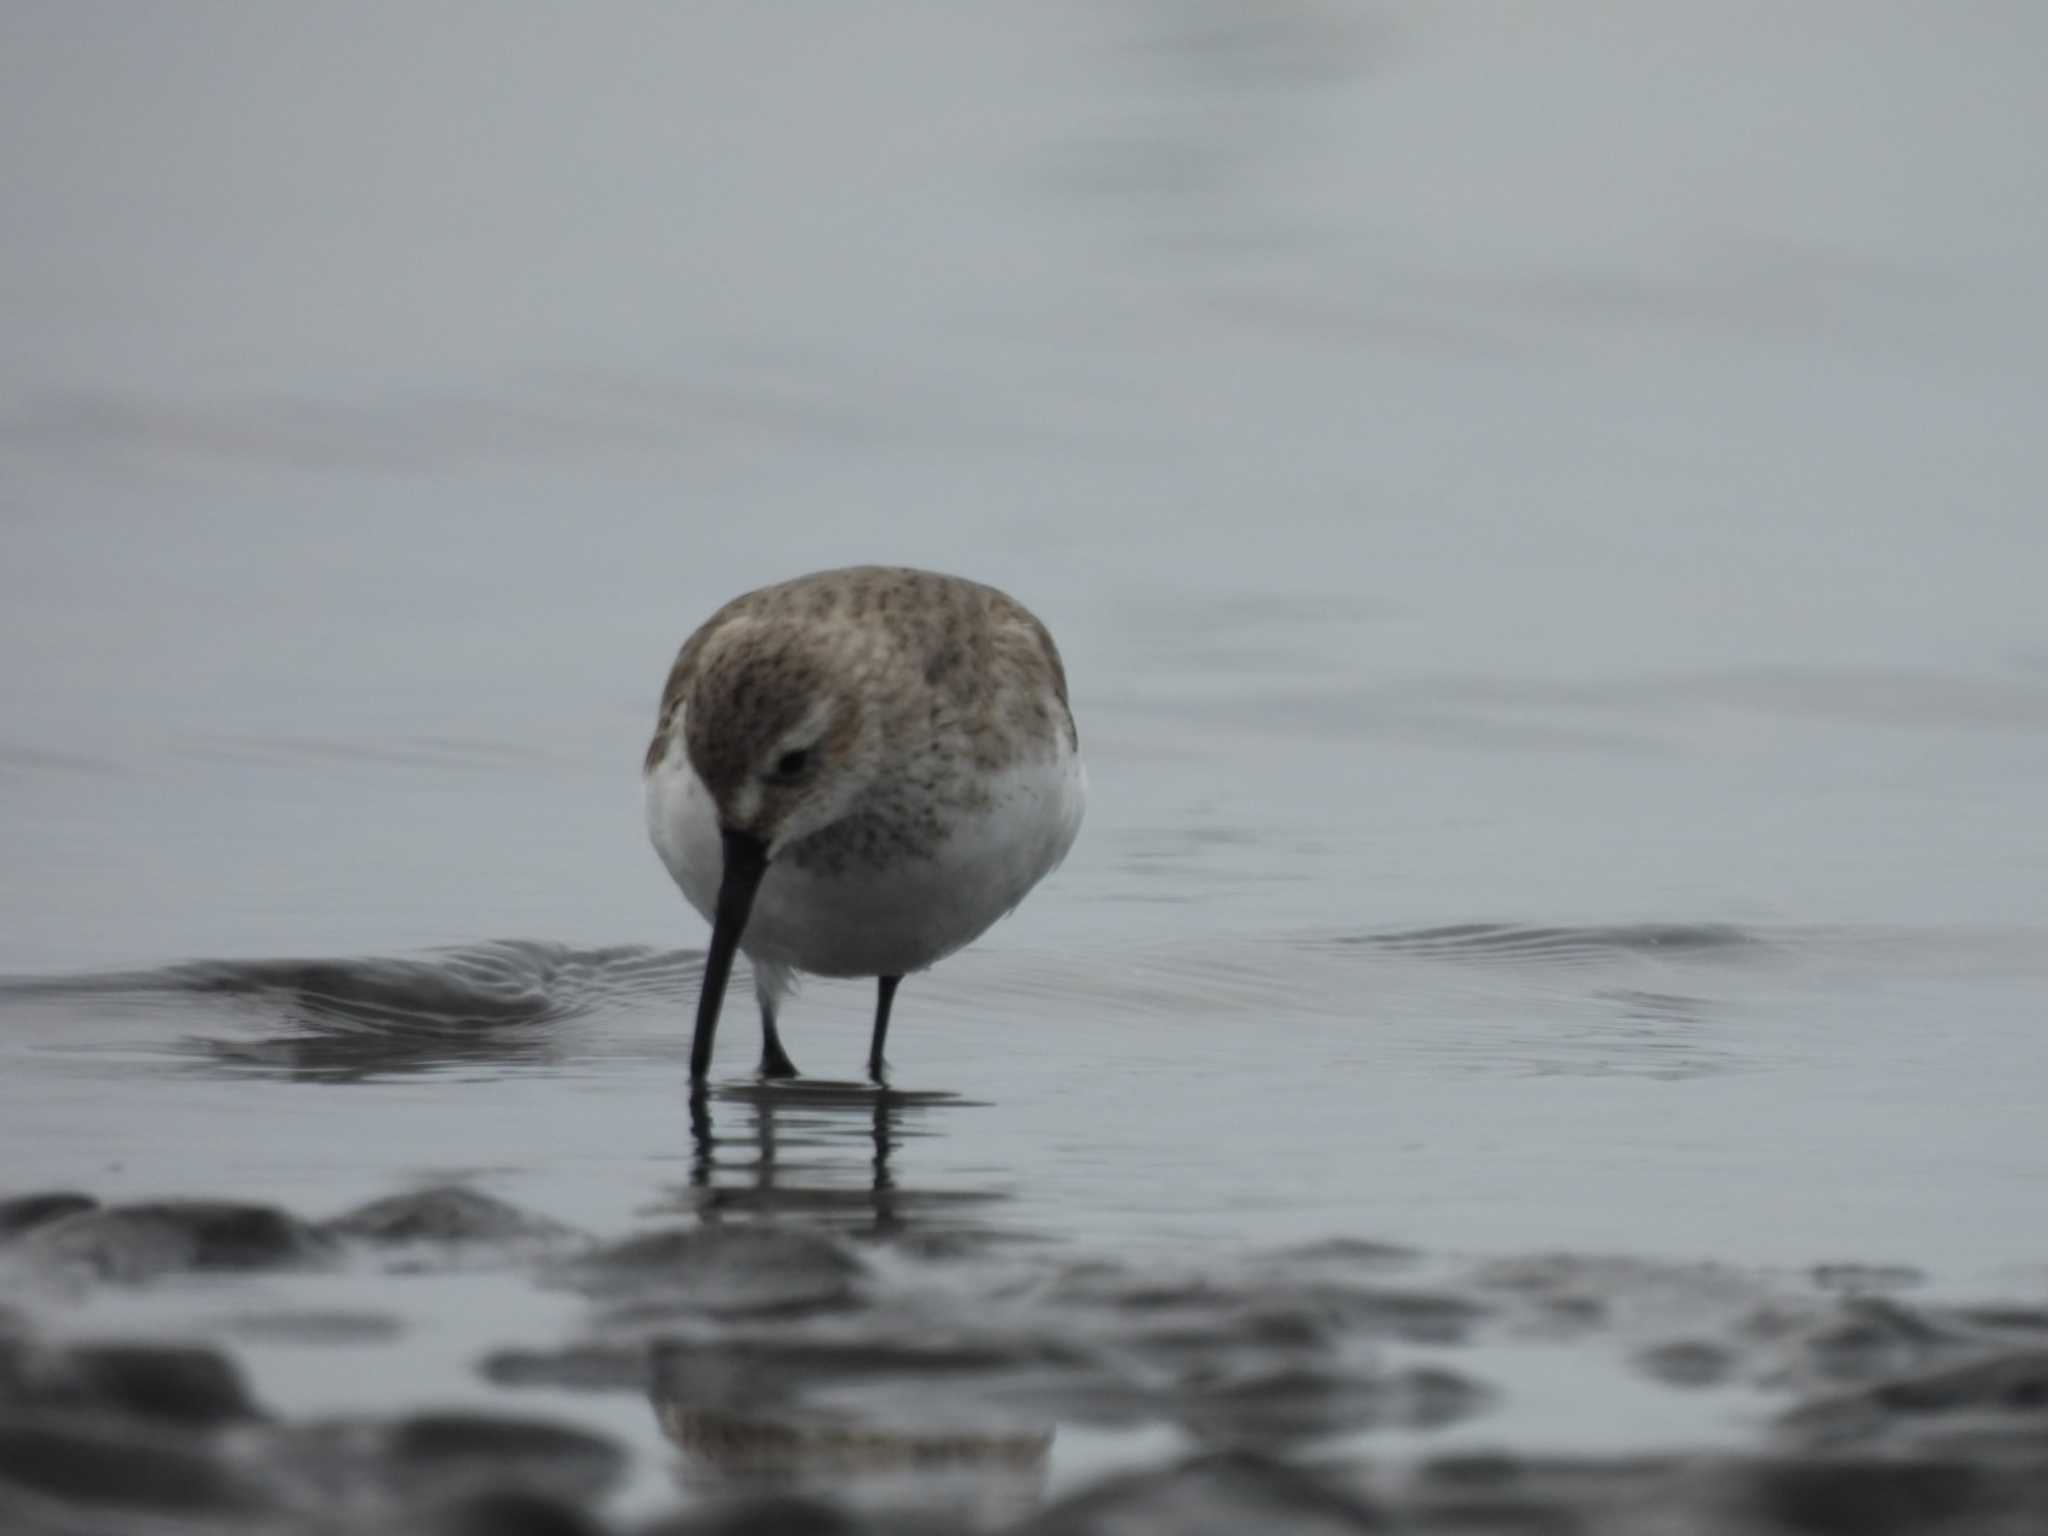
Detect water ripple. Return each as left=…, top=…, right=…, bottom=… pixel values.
left=0, top=941, right=704, bottom=1082
left=1339, top=922, right=1764, bottom=965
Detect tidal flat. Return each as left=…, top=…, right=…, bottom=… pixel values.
left=4, top=935, right=2048, bottom=1532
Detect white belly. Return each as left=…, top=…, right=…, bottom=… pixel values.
left=644, top=738, right=1085, bottom=980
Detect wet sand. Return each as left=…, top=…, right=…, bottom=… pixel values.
left=5, top=943, right=2048, bottom=1531
left=6, top=1144, right=2048, bottom=1532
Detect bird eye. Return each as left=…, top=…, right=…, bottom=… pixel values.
left=770, top=748, right=811, bottom=781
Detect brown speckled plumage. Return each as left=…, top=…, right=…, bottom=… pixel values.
left=650, top=569, right=1070, bottom=758
left=646, top=567, right=1076, bottom=841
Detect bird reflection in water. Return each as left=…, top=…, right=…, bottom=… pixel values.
left=683, top=1079, right=999, bottom=1240
left=666, top=1083, right=1053, bottom=1521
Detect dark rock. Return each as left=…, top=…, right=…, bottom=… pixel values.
left=1401, top=1451, right=2048, bottom=1536
left=1016, top=1450, right=1388, bottom=1535
left=639, top=1492, right=875, bottom=1535
left=1404, top=1453, right=1693, bottom=1534
left=1417, top=1453, right=1681, bottom=1495
left=1419, top=1453, right=1527, bottom=1489
left=1405, top=1366, right=1494, bottom=1429
left=387, top=1412, right=627, bottom=1503
left=1399, top=1496, right=1584, bottom=1535
left=1636, top=1339, right=1736, bottom=1389
left=0, top=1412, right=277, bottom=1514
left=327, top=1185, right=584, bottom=1249
left=16, top=1200, right=336, bottom=1284
left=6, top=1341, right=264, bottom=1428
left=655, top=1397, right=1051, bottom=1488
left=1455, top=1506, right=1584, bottom=1533
left=1866, top=1350, right=2048, bottom=1416
left=266, top=1410, right=626, bottom=1517
left=1789, top=1298, right=1960, bottom=1387
left=1746, top=1457, right=1986, bottom=1536
left=1906, top=1420, right=2048, bottom=1465
left=1786, top=1348, right=2048, bottom=1447
left=1176, top=1362, right=1489, bottom=1449
left=1175, top=1363, right=1386, bottom=1449
left=0, top=1193, right=97, bottom=1241
left=425, top=1487, right=613, bottom=1536
left=559, top=1224, right=862, bottom=1316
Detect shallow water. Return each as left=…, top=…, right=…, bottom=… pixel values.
left=4, top=2, right=2048, bottom=1527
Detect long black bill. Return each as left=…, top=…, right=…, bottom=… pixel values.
left=691, top=826, right=768, bottom=1085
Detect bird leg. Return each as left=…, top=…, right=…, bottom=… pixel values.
left=758, top=998, right=800, bottom=1079
left=868, top=975, right=902, bottom=1085
left=754, top=961, right=798, bottom=1079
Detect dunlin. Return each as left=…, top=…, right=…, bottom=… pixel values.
left=645, top=567, right=1085, bottom=1086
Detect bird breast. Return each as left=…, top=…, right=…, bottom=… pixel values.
left=644, top=727, right=1084, bottom=981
